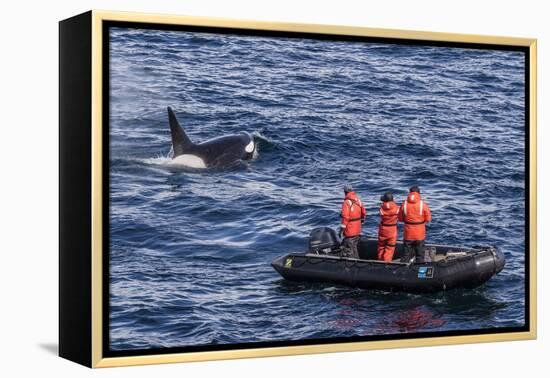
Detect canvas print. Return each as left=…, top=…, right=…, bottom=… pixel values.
left=107, top=25, right=527, bottom=353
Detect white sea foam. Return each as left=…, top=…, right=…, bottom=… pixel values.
left=142, top=155, right=173, bottom=166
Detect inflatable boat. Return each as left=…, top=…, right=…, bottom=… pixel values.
left=271, top=227, right=505, bottom=293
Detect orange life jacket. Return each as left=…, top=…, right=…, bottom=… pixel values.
left=378, top=201, right=399, bottom=239
left=398, top=192, right=432, bottom=241
left=340, top=192, right=366, bottom=237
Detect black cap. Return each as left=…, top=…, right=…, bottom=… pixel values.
left=409, top=185, right=420, bottom=193
left=380, top=192, right=394, bottom=202
left=344, top=185, right=353, bottom=193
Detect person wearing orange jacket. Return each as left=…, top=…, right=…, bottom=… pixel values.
left=398, top=186, right=432, bottom=263
left=339, top=185, right=366, bottom=258
left=377, top=192, right=400, bottom=262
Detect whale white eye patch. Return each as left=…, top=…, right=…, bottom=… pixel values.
left=245, top=140, right=255, bottom=153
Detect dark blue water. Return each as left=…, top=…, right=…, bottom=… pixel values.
left=108, top=27, right=526, bottom=351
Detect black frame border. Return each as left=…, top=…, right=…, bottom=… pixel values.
left=101, top=20, right=531, bottom=359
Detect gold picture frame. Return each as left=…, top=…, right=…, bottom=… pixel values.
left=59, top=9, right=537, bottom=368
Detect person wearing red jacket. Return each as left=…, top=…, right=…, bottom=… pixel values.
left=340, top=185, right=366, bottom=258
left=377, top=192, right=400, bottom=262
left=398, top=186, right=432, bottom=263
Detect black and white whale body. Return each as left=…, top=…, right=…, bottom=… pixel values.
left=167, top=107, right=255, bottom=168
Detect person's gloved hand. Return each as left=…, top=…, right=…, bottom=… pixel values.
left=361, top=218, right=365, bottom=224
left=338, top=227, right=344, bottom=238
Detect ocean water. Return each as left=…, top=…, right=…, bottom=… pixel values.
left=108, top=27, right=526, bottom=351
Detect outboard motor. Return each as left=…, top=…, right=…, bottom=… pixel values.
left=308, top=227, right=341, bottom=254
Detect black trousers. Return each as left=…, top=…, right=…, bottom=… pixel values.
left=342, top=236, right=360, bottom=259
left=401, top=239, right=425, bottom=263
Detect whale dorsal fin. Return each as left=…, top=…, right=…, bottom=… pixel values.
left=167, top=107, right=193, bottom=156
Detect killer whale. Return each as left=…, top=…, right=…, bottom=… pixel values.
left=167, top=107, right=255, bottom=168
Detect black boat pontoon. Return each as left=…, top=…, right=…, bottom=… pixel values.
left=271, top=227, right=505, bottom=293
